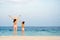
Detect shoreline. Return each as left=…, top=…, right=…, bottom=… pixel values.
left=0, top=36, right=60, bottom=40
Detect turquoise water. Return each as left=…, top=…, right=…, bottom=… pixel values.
left=0, top=26, right=60, bottom=36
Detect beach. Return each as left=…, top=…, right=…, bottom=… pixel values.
left=0, top=36, right=60, bottom=40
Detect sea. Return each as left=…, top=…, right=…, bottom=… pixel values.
left=0, top=26, right=60, bottom=36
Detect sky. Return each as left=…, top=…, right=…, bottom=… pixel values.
left=0, top=0, right=60, bottom=26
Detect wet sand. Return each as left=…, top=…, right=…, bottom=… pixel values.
left=0, top=36, right=60, bottom=40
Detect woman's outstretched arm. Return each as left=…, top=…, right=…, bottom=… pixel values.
left=8, top=15, right=14, bottom=20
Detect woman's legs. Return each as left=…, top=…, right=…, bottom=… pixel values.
left=13, top=25, right=17, bottom=35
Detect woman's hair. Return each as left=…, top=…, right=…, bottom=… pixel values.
left=13, top=19, right=16, bottom=23
left=22, top=21, right=25, bottom=24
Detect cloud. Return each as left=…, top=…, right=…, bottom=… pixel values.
left=0, top=0, right=32, bottom=4
left=10, top=0, right=29, bottom=2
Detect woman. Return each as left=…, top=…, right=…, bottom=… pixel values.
left=9, top=15, right=20, bottom=31
left=13, top=17, right=18, bottom=31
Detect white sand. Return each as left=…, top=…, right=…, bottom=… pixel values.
left=0, top=36, right=60, bottom=40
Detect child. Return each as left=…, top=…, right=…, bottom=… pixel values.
left=22, top=21, right=25, bottom=31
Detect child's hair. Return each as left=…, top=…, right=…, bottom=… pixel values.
left=22, top=21, right=25, bottom=24
left=13, top=19, right=16, bottom=23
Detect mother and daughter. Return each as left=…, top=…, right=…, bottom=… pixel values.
left=9, top=15, right=25, bottom=35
